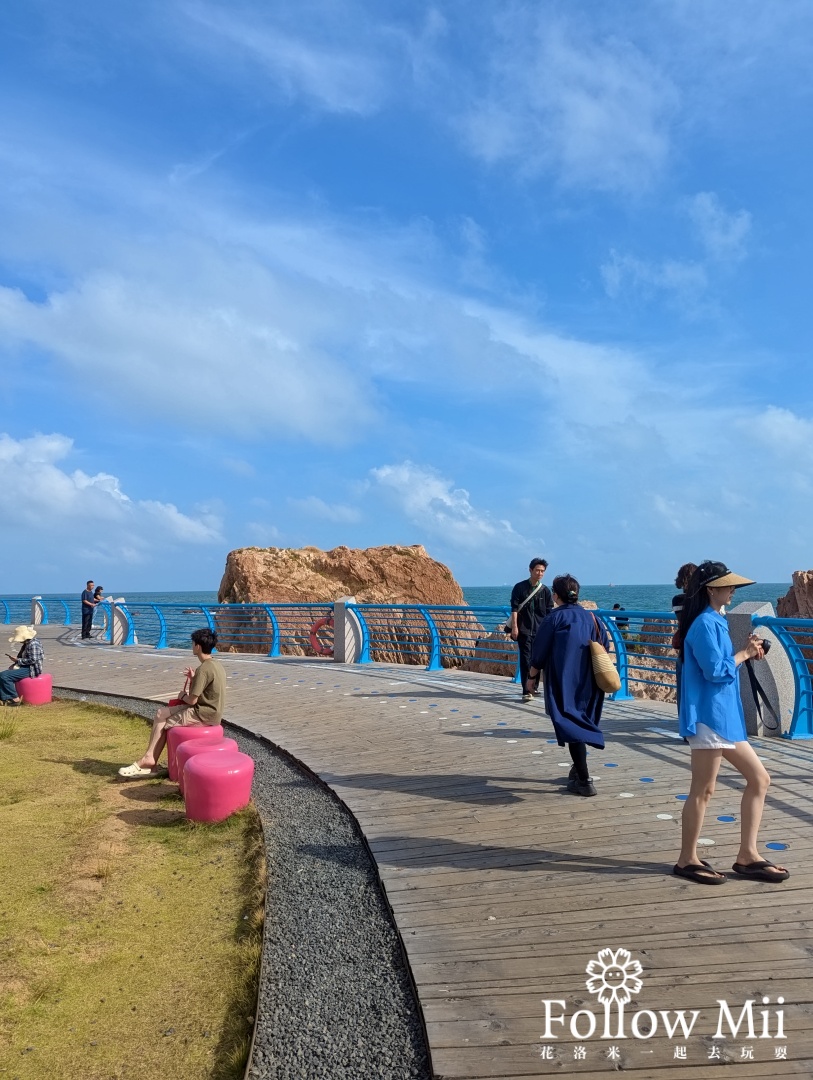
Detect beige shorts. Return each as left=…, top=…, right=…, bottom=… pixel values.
left=686, top=722, right=739, bottom=750
left=164, top=705, right=207, bottom=728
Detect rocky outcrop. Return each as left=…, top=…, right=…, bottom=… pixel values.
left=777, top=571, right=813, bottom=618
left=218, top=545, right=464, bottom=605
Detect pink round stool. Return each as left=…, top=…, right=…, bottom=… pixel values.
left=175, top=737, right=239, bottom=795
left=166, top=724, right=224, bottom=781
left=17, top=674, right=53, bottom=705
left=184, top=751, right=255, bottom=823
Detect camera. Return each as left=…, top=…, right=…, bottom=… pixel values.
left=761, top=638, right=771, bottom=655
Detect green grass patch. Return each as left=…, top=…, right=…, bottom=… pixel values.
left=0, top=701, right=265, bottom=1080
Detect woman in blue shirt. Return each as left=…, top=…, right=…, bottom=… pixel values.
left=673, top=561, right=788, bottom=885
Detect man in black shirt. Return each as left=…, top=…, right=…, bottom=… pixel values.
left=509, top=558, right=553, bottom=702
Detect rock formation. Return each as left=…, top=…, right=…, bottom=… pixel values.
left=777, top=571, right=813, bottom=618
left=218, top=545, right=464, bottom=605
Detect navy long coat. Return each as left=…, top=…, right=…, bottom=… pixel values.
left=529, top=603, right=608, bottom=748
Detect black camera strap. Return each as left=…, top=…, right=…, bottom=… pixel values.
left=744, top=660, right=781, bottom=732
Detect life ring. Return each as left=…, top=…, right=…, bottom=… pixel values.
left=309, top=616, right=334, bottom=656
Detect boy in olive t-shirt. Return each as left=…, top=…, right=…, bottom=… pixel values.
left=118, top=627, right=226, bottom=779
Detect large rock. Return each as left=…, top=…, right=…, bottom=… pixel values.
left=777, top=571, right=813, bottom=618
left=218, top=544, right=464, bottom=604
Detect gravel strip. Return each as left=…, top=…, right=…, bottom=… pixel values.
left=55, top=689, right=432, bottom=1080
left=231, top=726, right=431, bottom=1080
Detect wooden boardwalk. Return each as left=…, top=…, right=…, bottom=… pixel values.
left=36, top=626, right=813, bottom=1078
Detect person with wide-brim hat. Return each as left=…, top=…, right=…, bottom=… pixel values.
left=1, top=626, right=44, bottom=706
left=672, top=561, right=789, bottom=885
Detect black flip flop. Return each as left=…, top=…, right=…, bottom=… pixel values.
left=673, top=861, right=727, bottom=885
left=732, top=860, right=789, bottom=883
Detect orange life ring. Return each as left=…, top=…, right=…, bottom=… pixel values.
left=309, top=616, right=334, bottom=656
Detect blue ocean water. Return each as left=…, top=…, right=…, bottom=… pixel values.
left=462, top=583, right=790, bottom=612
left=7, top=584, right=790, bottom=613
left=4, top=583, right=794, bottom=617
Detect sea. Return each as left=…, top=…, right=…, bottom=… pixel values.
left=13, top=583, right=791, bottom=613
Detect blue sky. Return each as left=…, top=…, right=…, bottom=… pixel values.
left=2, top=0, right=812, bottom=592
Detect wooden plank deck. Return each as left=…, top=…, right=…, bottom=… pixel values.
left=35, top=626, right=813, bottom=1077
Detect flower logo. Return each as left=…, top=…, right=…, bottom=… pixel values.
left=585, top=948, right=644, bottom=1036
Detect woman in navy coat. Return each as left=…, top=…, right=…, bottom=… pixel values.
left=527, top=574, right=608, bottom=797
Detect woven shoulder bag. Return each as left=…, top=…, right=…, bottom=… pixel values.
left=589, top=614, right=621, bottom=694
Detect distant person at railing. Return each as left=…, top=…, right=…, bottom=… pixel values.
left=93, top=586, right=105, bottom=602
left=509, top=558, right=553, bottom=703
left=610, top=603, right=629, bottom=631
left=2, top=625, right=44, bottom=706
left=118, top=628, right=226, bottom=779
left=671, top=562, right=697, bottom=711
left=526, top=574, right=608, bottom=798
left=673, top=561, right=788, bottom=885
left=81, top=579, right=98, bottom=639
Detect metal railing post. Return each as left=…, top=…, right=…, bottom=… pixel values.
left=152, top=604, right=168, bottom=649
left=262, top=605, right=281, bottom=658
left=599, top=614, right=634, bottom=701
left=0, top=600, right=9, bottom=624
left=59, top=599, right=71, bottom=625
left=350, top=605, right=372, bottom=664
left=420, top=607, right=443, bottom=671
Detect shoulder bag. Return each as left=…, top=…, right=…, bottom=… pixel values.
left=589, top=613, right=621, bottom=694
left=504, top=580, right=544, bottom=634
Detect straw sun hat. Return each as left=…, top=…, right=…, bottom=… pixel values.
left=8, top=625, right=37, bottom=644
left=695, top=561, right=755, bottom=590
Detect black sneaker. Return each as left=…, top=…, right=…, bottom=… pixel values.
left=567, top=776, right=597, bottom=797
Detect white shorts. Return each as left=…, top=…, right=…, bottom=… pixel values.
left=686, top=722, right=739, bottom=750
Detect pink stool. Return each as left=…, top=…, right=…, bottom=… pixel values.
left=17, top=674, right=53, bottom=705
left=184, top=751, right=255, bottom=823
left=166, top=724, right=224, bottom=781
left=175, top=737, right=239, bottom=795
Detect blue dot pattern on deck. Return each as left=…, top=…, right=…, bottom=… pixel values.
left=520, top=729, right=532, bottom=734
left=547, top=739, right=557, bottom=744
left=497, top=722, right=507, bottom=726
left=676, top=794, right=688, bottom=801
left=639, top=777, right=654, bottom=783
left=766, top=842, right=788, bottom=851
left=717, top=815, right=736, bottom=822
left=604, top=763, right=618, bottom=768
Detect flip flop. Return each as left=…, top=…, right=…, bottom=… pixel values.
left=732, top=860, right=790, bottom=883
left=673, top=861, right=727, bottom=885
left=118, top=763, right=162, bottom=779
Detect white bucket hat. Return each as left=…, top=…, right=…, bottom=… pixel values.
left=9, top=625, right=37, bottom=644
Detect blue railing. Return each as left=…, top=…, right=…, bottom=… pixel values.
left=595, top=608, right=677, bottom=701
left=11, top=594, right=813, bottom=738
left=351, top=603, right=519, bottom=678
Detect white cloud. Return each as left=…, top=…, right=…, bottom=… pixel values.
left=289, top=496, right=360, bottom=523
left=458, top=20, right=677, bottom=192
left=370, top=460, right=526, bottom=550
left=180, top=2, right=389, bottom=115
left=0, top=432, right=222, bottom=554
left=687, top=191, right=751, bottom=263
left=601, top=249, right=709, bottom=309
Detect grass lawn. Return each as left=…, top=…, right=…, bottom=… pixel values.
left=0, top=701, right=265, bottom=1080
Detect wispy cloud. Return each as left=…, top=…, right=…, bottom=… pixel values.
left=687, top=191, right=751, bottom=263
left=289, top=495, right=360, bottom=523
left=370, top=461, right=526, bottom=550
left=457, top=17, right=677, bottom=193
left=179, top=1, right=391, bottom=115
left=600, top=191, right=751, bottom=311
